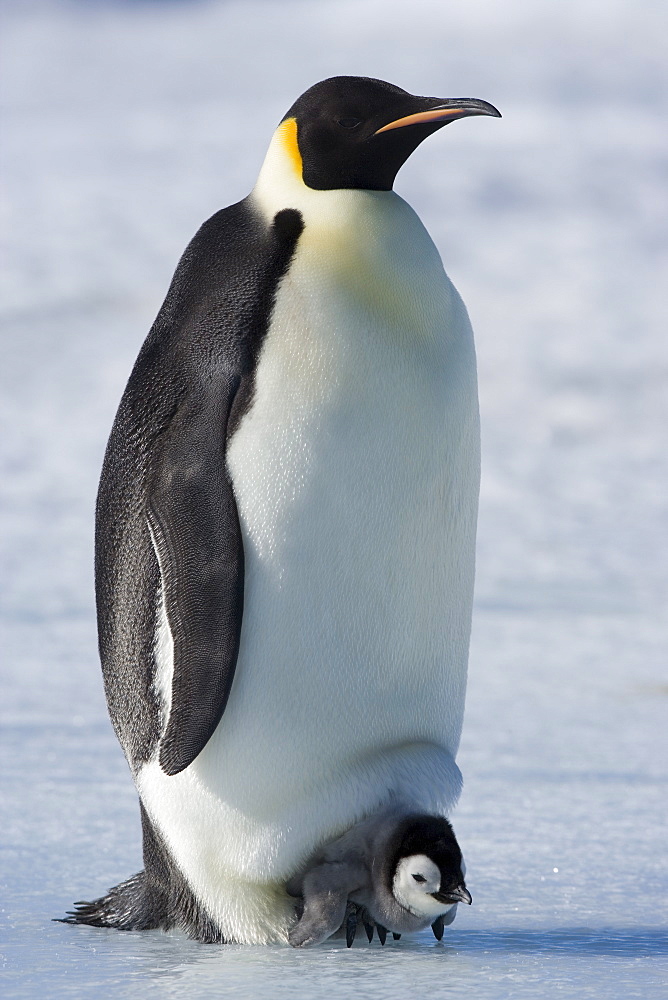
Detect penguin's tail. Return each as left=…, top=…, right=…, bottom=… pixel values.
left=59, top=870, right=166, bottom=931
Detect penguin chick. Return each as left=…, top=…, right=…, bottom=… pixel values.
left=286, top=812, right=471, bottom=947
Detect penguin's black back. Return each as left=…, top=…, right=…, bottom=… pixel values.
left=96, top=200, right=303, bottom=775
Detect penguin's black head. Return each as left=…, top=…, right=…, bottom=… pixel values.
left=389, top=814, right=472, bottom=911
left=282, top=75, right=500, bottom=192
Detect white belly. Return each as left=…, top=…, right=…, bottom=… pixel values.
left=138, top=189, right=479, bottom=943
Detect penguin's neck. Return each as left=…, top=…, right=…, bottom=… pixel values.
left=250, top=120, right=450, bottom=341
left=252, top=117, right=380, bottom=227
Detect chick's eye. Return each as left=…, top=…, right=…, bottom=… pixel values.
left=412, top=874, right=427, bottom=883
left=338, top=117, right=361, bottom=129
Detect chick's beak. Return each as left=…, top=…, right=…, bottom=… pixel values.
left=432, top=884, right=473, bottom=906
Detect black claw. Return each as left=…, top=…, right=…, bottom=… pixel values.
left=364, top=920, right=375, bottom=943
left=432, top=915, right=445, bottom=941
left=392, top=932, right=401, bottom=940
left=377, top=924, right=387, bottom=946
left=345, top=903, right=358, bottom=948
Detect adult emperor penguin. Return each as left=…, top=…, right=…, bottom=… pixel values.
left=66, top=76, right=499, bottom=944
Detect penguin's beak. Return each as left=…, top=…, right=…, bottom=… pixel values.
left=432, top=884, right=473, bottom=906
left=374, top=98, right=501, bottom=135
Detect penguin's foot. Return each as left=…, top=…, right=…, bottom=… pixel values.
left=290, top=900, right=397, bottom=948
left=432, top=904, right=458, bottom=940
left=342, top=904, right=392, bottom=947
left=432, top=915, right=445, bottom=941
left=345, top=901, right=358, bottom=947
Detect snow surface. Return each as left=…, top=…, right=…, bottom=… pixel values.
left=1, top=0, right=667, bottom=997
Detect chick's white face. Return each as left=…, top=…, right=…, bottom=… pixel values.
left=392, top=854, right=456, bottom=920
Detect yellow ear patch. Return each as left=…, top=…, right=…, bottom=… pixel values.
left=278, top=117, right=303, bottom=178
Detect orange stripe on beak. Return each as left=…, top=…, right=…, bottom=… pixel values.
left=374, top=108, right=468, bottom=135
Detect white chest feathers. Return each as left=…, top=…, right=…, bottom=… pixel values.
left=232, top=151, right=480, bottom=571
left=225, top=177, right=479, bottom=746
left=221, top=143, right=480, bottom=783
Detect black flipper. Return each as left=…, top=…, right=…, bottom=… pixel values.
left=432, top=915, right=445, bottom=941
left=376, top=923, right=387, bottom=946
left=147, top=386, right=245, bottom=776
left=95, top=202, right=303, bottom=775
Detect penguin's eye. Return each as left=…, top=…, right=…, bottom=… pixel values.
left=412, top=874, right=427, bottom=883
left=338, top=118, right=361, bottom=129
